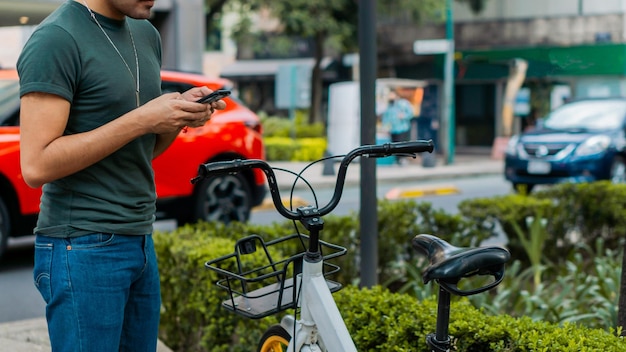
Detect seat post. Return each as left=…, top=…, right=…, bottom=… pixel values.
left=426, top=285, right=452, bottom=352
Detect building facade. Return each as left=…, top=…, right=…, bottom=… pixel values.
left=382, top=0, right=626, bottom=148
left=5, top=0, right=626, bottom=151
left=0, top=0, right=206, bottom=73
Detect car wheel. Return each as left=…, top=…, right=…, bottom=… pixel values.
left=610, top=157, right=626, bottom=183
left=513, top=183, right=534, bottom=194
left=0, top=197, right=10, bottom=260
left=193, top=173, right=252, bottom=224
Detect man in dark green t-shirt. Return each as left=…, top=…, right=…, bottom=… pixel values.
left=17, top=1, right=224, bottom=350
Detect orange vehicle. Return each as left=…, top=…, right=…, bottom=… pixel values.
left=0, top=69, right=266, bottom=259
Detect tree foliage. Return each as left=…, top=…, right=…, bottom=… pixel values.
left=456, top=0, right=489, bottom=13
left=203, top=0, right=488, bottom=122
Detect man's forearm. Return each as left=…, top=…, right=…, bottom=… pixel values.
left=153, top=130, right=180, bottom=158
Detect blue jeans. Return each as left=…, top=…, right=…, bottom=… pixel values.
left=33, top=233, right=161, bottom=352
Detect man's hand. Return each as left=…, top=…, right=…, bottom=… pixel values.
left=137, top=92, right=210, bottom=134
left=182, top=86, right=227, bottom=112
left=149, top=87, right=227, bottom=157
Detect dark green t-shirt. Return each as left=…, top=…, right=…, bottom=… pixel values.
left=17, top=1, right=163, bottom=237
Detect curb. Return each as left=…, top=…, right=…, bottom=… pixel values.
left=384, top=185, right=460, bottom=199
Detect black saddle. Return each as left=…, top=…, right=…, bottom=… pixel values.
left=412, top=234, right=511, bottom=296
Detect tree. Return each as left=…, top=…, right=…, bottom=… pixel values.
left=251, top=0, right=448, bottom=123
left=208, top=0, right=487, bottom=123
left=456, top=0, right=489, bottom=13
left=256, top=0, right=357, bottom=123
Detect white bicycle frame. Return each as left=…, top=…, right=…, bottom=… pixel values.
left=197, top=141, right=437, bottom=352
left=280, top=257, right=357, bottom=352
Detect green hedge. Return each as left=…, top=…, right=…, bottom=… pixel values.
left=154, top=222, right=625, bottom=350
left=282, top=199, right=493, bottom=286
left=154, top=181, right=626, bottom=350
left=336, top=286, right=626, bottom=351
left=264, top=136, right=327, bottom=161
left=261, top=114, right=325, bottom=139
left=155, top=221, right=296, bottom=351
left=458, top=181, right=626, bottom=266
left=261, top=114, right=327, bottom=161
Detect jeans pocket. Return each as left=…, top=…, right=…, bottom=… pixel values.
left=33, top=240, right=53, bottom=303
left=68, top=233, right=115, bottom=250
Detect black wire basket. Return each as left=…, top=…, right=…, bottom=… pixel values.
left=205, top=233, right=347, bottom=319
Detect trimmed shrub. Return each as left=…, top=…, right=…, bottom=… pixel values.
left=261, top=114, right=325, bottom=139
left=458, top=194, right=556, bottom=263
left=155, top=183, right=626, bottom=350
left=459, top=182, right=626, bottom=266
left=533, top=181, right=626, bottom=254
left=155, top=227, right=626, bottom=352
left=261, top=113, right=327, bottom=161
left=155, top=221, right=295, bottom=351
left=264, top=136, right=326, bottom=161
left=336, top=286, right=626, bottom=351
left=156, top=218, right=624, bottom=351
left=260, top=116, right=293, bottom=138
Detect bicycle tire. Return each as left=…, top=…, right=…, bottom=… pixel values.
left=258, top=325, right=291, bottom=352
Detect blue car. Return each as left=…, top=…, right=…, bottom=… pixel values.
left=504, top=98, right=626, bottom=193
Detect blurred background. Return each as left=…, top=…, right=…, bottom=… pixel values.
left=1, top=0, right=624, bottom=155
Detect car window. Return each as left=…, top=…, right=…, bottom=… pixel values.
left=161, top=81, right=194, bottom=94
left=0, top=80, right=20, bottom=126
left=543, top=100, right=626, bottom=131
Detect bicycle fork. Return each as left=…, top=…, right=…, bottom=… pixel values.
left=281, top=256, right=358, bottom=352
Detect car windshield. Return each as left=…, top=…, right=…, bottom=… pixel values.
left=543, top=100, right=626, bottom=131
left=0, top=79, right=20, bottom=126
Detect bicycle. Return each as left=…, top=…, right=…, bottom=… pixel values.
left=193, top=140, right=511, bottom=351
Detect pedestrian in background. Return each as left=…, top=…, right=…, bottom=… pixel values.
left=382, top=90, right=414, bottom=165
left=17, top=0, right=225, bottom=350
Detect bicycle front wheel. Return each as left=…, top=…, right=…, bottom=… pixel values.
left=258, top=325, right=291, bottom=352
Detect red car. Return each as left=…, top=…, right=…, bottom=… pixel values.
left=0, top=69, right=266, bottom=259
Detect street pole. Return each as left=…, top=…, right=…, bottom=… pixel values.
left=289, top=65, right=297, bottom=139
left=444, top=0, right=456, bottom=164
left=358, top=0, right=378, bottom=287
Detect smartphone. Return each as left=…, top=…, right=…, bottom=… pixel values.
left=195, top=89, right=231, bottom=104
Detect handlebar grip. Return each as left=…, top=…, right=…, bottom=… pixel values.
left=192, top=159, right=269, bottom=184
left=388, top=140, right=434, bottom=154
left=199, top=159, right=246, bottom=174
left=360, top=140, right=434, bottom=157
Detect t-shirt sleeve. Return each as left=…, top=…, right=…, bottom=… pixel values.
left=152, top=25, right=163, bottom=68
left=17, top=25, right=81, bottom=103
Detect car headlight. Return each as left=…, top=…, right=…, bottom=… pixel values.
left=574, top=135, right=611, bottom=156
left=505, top=135, right=520, bottom=156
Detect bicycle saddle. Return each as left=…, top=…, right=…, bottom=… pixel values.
left=412, top=234, right=511, bottom=296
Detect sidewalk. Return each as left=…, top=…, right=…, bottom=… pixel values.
left=0, top=151, right=503, bottom=352
left=0, top=318, right=173, bottom=352
left=269, top=152, right=504, bottom=190
left=257, top=151, right=504, bottom=208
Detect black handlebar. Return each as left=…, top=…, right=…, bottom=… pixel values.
left=193, top=139, right=434, bottom=221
